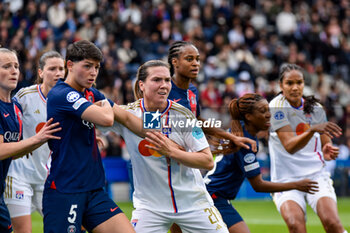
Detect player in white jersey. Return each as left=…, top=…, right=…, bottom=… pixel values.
left=4, top=51, right=64, bottom=233
left=101, top=60, right=228, bottom=233
left=268, top=64, right=346, bottom=233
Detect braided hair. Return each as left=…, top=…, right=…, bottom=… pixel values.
left=279, top=63, right=319, bottom=114
left=214, top=93, right=264, bottom=154
left=167, top=41, right=194, bottom=76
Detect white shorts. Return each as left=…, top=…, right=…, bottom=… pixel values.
left=4, top=176, right=44, bottom=217
left=131, top=207, right=229, bottom=233
left=272, top=171, right=337, bottom=215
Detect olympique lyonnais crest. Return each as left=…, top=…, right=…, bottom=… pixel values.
left=15, top=191, right=24, bottom=199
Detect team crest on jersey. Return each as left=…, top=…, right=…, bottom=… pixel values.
left=274, top=111, right=284, bottom=120
left=15, top=191, right=24, bottom=199
left=162, top=127, right=172, bottom=135
left=131, top=219, right=138, bottom=227
left=305, top=113, right=312, bottom=124
left=66, top=91, right=80, bottom=102
left=67, top=225, right=76, bottom=233
left=244, top=153, right=255, bottom=163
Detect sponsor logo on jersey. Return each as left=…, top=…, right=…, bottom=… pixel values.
left=274, top=111, right=284, bottom=120
left=192, top=126, right=204, bottom=139
left=138, top=139, right=162, bottom=157
left=173, top=98, right=181, bottom=103
left=244, top=153, right=256, bottom=163
left=3, top=113, right=9, bottom=118
left=3, top=131, right=20, bottom=142
left=296, top=122, right=310, bottom=135
left=244, top=162, right=260, bottom=172
left=73, top=98, right=88, bottom=110
left=15, top=191, right=24, bottom=199
left=34, top=109, right=40, bottom=114
left=143, top=110, right=161, bottom=129
left=82, top=120, right=94, bottom=129
left=66, top=91, right=80, bottom=102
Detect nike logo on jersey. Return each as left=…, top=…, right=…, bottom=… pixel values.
left=173, top=98, right=181, bottom=103
left=110, top=207, right=119, bottom=212
left=8, top=224, right=12, bottom=229
left=34, top=109, right=40, bottom=114
left=3, top=113, right=9, bottom=118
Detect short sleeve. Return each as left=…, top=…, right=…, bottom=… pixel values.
left=269, top=103, right=290, bottom=132
left=52, top=90, right=92, bottom=118
left=182, top=117, right=209, bottom=152
left=241, top=150, right=261, bottom=178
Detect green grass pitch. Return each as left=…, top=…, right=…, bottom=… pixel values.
left=32, top=198, right=350, bottom=232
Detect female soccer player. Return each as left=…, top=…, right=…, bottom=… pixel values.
left=44, top=40, right=142, bottom=233
left=203, top=93, right=318, bottom=233
left=4, top=51, right=64, bottom=233
left=0, top=48, right=61, bottom=233
left=168, top=40, right=256, bottom=151
left=269, top=64, right=347, bottom=233
left=103, top=60, right=229, bottom=233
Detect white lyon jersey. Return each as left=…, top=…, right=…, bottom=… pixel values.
left=269, top=94, right=327, bottom=182
left=103, top=99, right=213, bottom=213
left=7, top=84, right=50, bottom=184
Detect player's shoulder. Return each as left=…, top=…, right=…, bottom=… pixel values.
left=170, top=101, right=196, bottom=119
left=269, top=94, right=289, bottom=108
left=123, top=99, right=141, bottom=111
left=14, top=84, right=38, bottom=100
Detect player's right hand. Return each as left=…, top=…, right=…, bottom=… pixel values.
left=295, top=178, right=319, bottom=194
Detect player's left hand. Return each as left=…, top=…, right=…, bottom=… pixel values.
left=322, top=142, right=339, bottom=160
left=145, top=131, right=178, bottom=157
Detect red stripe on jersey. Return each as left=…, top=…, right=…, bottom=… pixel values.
left=167, top=157, right=178, bottom=213
left=13, top=104, right=22, bottom=141
left=187, top=89, right=197, bottom=116
left=37, top=85, right=47, bottom=103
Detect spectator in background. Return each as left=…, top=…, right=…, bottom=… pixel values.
left=235, top=71, right=255, bottom=97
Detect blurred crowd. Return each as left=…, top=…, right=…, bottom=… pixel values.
left=1, top=0, right=350, bottom=161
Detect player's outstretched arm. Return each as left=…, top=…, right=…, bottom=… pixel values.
left=199, top=117, right=257, bottom=152
left=248, top=174, right=319, bottom=194
left=277, top=122, right=342, bottom=154
left=0, top=118, right=61, bottom=160
left=112, top=104, right=145, bottom=138
left=82, top=99, right=114, bottom=127
left=145, top=131, right=214, bottom=170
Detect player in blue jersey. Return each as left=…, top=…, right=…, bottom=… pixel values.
left=204, top=93, right=319, bottom=233
left=167, top=41, right=257, bottom=151
left=44, top=40, right=142, bottom=233
left=0, top=48, right=61, bottom=233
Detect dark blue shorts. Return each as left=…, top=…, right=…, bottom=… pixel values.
left=212, top=195, right=243, bottom=229
left=0, top=197, right=12, bottom=233
left=43, top=188, right=123, bottom=233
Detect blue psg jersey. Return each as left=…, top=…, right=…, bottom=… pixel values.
left=0, top=99, right=22, bottom=196
left=205, top=122, right=260, bottom=200
left=168, top=80, right=200, bottom=118
left=46, top=79, right=111, bottom=193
